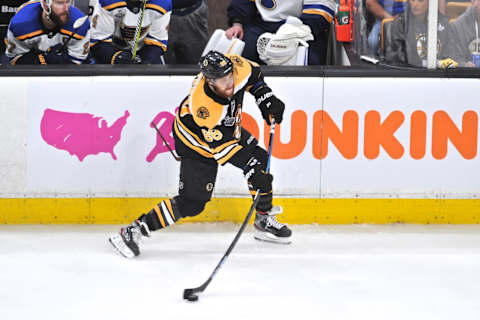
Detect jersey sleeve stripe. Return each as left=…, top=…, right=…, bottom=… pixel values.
left=103, top=1, right=126, bottom=10
left=216, top=145, right=243, bottom=165
left=60, top=29, right=84, bottom=40
left=145, top=3, right=167, bottom=14
left=144, top=38, right=167, bottom=51
left=17, top=29, right=43, bottom=40
left=175, top=114, right=210, bottom=148
left=301, top=9, right=333, bottom=23
left=174, top=118, right=214, bottom=159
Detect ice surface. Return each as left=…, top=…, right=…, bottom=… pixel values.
left=1, top=224, right=479, bottom=320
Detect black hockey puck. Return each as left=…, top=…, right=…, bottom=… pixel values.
left=186, top=294, right=199, bottom=302
left=183, top=289, right=199, bottom=302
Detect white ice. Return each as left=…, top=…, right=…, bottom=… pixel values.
left=1, top=224, right=480, bottom=320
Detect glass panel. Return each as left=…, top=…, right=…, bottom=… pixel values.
left=354, top=0, right=480, bottom=69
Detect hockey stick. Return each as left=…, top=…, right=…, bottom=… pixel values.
left=131, top=0, right=147, bottom=60
left=150, top=121, right=181, bottom=161
left=183, top=120, right=276, bottom=302
left=59, top=16, right=88, bottom=53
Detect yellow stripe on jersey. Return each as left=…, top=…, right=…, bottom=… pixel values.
left=302, top=9, right=333, bottom=23
left=216, top=145, right=243, bottom=165
left=17, top=29, right=43, bottom=40
left=145, top=3, right=167, bottom=14
left=143, top=38, right=167, bottom=51
left=60, top=29, right=84, bottom=40
left=174, top=117, right=214, bottom=159
left=104, top=1, right=127, bottom=10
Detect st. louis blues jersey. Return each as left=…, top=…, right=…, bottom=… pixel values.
left=90, top=0, right=171, bottom=54
left=229, top=0, right=336, bottom=24
left=174, top=54, right=268, bottom=165
left=5, top=0, right=91, bottom=64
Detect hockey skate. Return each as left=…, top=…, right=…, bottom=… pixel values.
left=109, top=220, right=150, bottom=258
left=254, top=206, right=292, bottom=244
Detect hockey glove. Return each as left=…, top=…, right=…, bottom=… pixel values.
left=255, top=87, right=285, bottom=125
left=243, top=156, right=273, bottom=192
left=438, top=58, right=458, bottom=69
left=44, top=44, right=72, bottom=64
left=112, top=51, right=142, bottom=64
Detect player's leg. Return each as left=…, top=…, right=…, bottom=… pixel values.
left=248, top=146, right=292, bottom=244
left=109, top=157, right=218, bottom=258
left=229, top=137, right=292, bottom=244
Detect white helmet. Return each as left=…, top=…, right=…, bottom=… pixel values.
left=41, top=0, right=53, bottom=16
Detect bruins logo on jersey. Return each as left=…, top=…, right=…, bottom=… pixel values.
left=197, top=106, right=210, bottom=119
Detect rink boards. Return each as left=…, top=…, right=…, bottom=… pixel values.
left=1, top=76, right=479, bottom=224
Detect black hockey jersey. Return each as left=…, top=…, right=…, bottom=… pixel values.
left=173, top=54, right=268, bottom=165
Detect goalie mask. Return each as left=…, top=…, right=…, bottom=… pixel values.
left=199, top=51, right=234, bottom=80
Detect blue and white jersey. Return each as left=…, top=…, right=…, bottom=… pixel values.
left=5, top=0, right=91, bottom=64
left=254, top=0, right=336, bottom=24
left=90, top=0, right=171, bottom=53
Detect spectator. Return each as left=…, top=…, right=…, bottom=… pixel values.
left=164, top=0, right=208, bottom=64
left=225, top=0, right=336, bottom=65
left=3, top=0, right=90, bottom=65
left=90, top=0, right=171, bottom=64
left=386, top=0, right=461, bottom=68
left=452, top=0, right=480, bottom=67
left=366, top=0, right=408, bottom=55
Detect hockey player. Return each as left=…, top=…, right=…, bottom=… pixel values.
left=225, top=0, right=336, bottom=65
left=3, top=0, right=91, bottom=65
left=109, top=50, right=291, bottom=259
left=90, top=0, right=171, bottom=64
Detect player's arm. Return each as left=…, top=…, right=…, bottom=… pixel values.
left=246, top=61, right=285, bottom=125
left=64, top=13, right=91, bottom=64
left=142, top=3, right=172, bottom=64
left=90, top=4, right=137, bottom=64
left=225, top=0, right=257, bottom=39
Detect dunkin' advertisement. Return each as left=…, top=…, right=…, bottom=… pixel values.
left=23, top=76, right=480, bottom=198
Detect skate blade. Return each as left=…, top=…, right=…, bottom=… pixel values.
left=254, top=230, right=291, bottom=245
left=109, top=234, right=135, bottom=259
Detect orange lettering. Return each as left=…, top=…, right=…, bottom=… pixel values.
left=242, top=112, right=260, bottom=141
left=364, top=110, right=405, bottom=159
left=410, top=111, right=427, bottom=160
left=264, top=110, right=307, bottom=159
left=312, top=110, right=358, bottom=159
left=432, top=111, right=477, bottom=159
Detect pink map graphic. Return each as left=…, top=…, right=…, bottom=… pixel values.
left=146, top=110, right=176, bottom=162
left=40, top=108, right=130, bottom=161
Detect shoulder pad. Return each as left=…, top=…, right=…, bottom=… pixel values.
left=227, top=54, right=253, bottom=89
left=99, top=0, right=127, bottom=11
left=62, top=7, right=90, bottom=36
left=9, top=1, right=43, bottom=39
left=146, top=0, right=172, bottom=14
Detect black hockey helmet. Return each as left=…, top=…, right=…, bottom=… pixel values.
left=199, top=51, right=234, bottom=80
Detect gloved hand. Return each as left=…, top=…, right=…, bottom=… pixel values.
left=254, top=87, right=285, bottom=125
left=438, top=58, right=458, bottom=69
left=112, top=51, right=142, bottom=64
left=44, top=43, right=69, bottom=64
left=243, top=156, right=273, bottom=192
